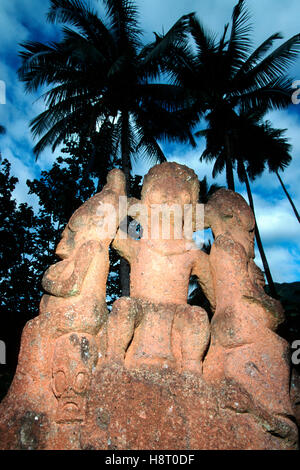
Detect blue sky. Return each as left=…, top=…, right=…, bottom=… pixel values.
left=0, top=0, right=299, bottom=283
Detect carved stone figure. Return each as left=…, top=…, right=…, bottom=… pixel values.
left=40, top=168, right=126, bottom=335
left=202, top=189, right=297, bottom=440
left=0, top=164, right=298, bottom=450
left=52, top=333, right=98, bottom=423
left=106, top=162, right=213, bottom=374
left=0, top=169, right=125, bottom=430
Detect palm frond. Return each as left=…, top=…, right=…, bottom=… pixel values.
left=238, top=75, right=294, bottom=112
left=136, top=134, right=166, bottom=164
left=103, top=0, right=141, bottom=49
left=47, top=0, right=93, bottom=24
left=140, top=13, right=193, bottom=80
left=189, top=14, right=217, bottom=57
left=226, top=0, right=253, bottom=76
left=48, top=0, right=116, bottom=52
left=244, top=33, right=300, bottom=88
left=212, top=153, right=226, bottom=178
left=32, top=114, right=73, bottom=156
left=218, top=23, right=229, bottom=52
left=235, top=32, right=283, bottom=77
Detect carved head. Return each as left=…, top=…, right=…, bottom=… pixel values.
left=52, top=333, right=98, bottom=423
left=205, top=189, right=255, bottom=258
left=141, top=162, right=199, bottom=207
left=56, top=169, right=126, bottom=259
left=137, top=163, right=200, bottom=239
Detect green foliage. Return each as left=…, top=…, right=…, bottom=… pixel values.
left=0, top=139, right=121, bottom=372
left=0, top=158, right=39, bottom=375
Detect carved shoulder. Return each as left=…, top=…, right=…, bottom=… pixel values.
left=112, top=228, right=139, bottom=263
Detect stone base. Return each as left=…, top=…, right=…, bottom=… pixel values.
left=0, top=363, right=298, bottom=450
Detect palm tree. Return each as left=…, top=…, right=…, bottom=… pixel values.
left=275, top=170, right=300, bottom=223
left=151, top=0, right=300, bottom=184
left=261, top=125, right=300, bottom=224
left=235, top=116, right=300, bottom=294
left=150, top=0, right=300, bottom=296
left=199, top=108, right=300, bottom=296
left=18, top=0, right=196, bottom=188
left=18, top=0, right=197, bottom=294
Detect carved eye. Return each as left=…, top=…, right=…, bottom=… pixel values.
left=75, top=372, right=87, bottom=393
left=54, top=371, right=67, bottom=395
left=223, top=214, right=233, bottom=220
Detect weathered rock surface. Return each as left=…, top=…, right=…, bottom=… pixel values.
left=0, top=164, right=298, bottom=450
left=0, top=362, right=298, bottom=450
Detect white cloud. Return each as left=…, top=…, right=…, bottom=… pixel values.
left=255, top=245, right=300, bottom=284
left=0, top=0, right=299, bottom=283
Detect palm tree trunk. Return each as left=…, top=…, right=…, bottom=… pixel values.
left=120, top=111, right=131, bottom=297
left=243, top=167, right=277, bottom=298
left=121, top=111, right=131, bottom=193
left=225, top=135, right=235, bottom=191
left=275, top=170, right=300, bottom=224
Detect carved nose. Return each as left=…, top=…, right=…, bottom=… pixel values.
left=56, top=241, right=71, bottom=259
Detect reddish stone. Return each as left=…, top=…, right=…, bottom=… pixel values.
left=0, top=166, right=298, bottom=450
left=203, top=189, right=295, bottom=437
left=291, top=368, right=300, bottom=427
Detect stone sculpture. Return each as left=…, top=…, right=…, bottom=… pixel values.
left=40, top=167, right=126, bottom=335
left=52, top=333, right=98, bottom=424
left=202, top=189, right=297, bottom=441
left=0, top=163, right=298, bottom=450
left=106, top=163, right=213, bottom=374
left=0, top=169, right=125, bottom=447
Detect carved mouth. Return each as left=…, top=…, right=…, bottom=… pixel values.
left=62, top=401, right=80, bottom=412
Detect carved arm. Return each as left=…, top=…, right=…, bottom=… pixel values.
left=192, top=250, right=216, bottom=312
left=42, top=240, right=102, bottom=298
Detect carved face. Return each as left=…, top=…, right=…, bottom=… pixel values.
left=55, top=216, right=94, bottom=260
left=55, top=226, right=76, bottom=260
left=139, top=163, right=200, bottom=240
left=56, top=204, right=91, bottom=260
left=142, top=163, right=199, bottom=208
left=52, top=333, right=98, bottom=423
left=205, top=189, right=256, bottom=258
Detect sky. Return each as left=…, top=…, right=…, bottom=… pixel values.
left=0, top=0, right=299, bottom=283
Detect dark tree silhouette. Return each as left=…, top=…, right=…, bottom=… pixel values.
left=150, top=0, right=300, bottom=295
left=18, top=0, right=197, bottom=294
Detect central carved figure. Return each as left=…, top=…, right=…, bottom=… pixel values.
left=106, top=162, right=214, bottom=374
left=0, top=161, right=298, bottom=451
